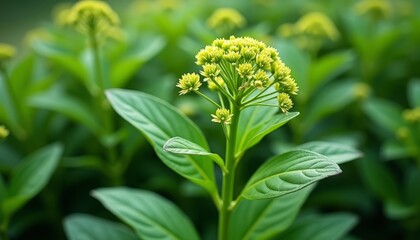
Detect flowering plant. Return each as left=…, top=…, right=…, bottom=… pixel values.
left=89, top=36, right=360, bottom=240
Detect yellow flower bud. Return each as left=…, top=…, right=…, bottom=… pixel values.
left=211, top=108, right=233, bottom=125
left=207, top=8, right=246, bottom=33
left=0, top=125, right=9, bottom=139
left=278, top=93, right=293, bottom=113
left=176, top=73, right=202, bottom=95
left=0, top=43, right=16, bottom=61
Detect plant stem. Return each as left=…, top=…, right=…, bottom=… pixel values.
left=218, top=102, right=240, bottom=240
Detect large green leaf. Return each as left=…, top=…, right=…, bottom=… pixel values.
left=363, top=98, right=404, bottom=132
left=229, top=185, right=314, bottom=240
left=241, top=150, right=341, bottom=199
left=408, top=79, right=420, bottom=107
left=64, top=214, right=138, bottom=240
left=164, top=137, right=226, bottom=172
left=295, top=141, right=362, bottom=164
left=28, top=86, right=103, bottom=135
left=93, top=187, right=200, bottom=240
left=2, top=143, right=63, bottom=215
left=308, top=50, right=355, bottom=94
left=106, top=89, right=216, bottom=192
left=277, top=213, right=358, bottom=240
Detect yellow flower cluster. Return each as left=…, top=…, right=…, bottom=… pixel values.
left=211, top=108, right=233, bottom=125
left=403, top=107, right=420, bottom=123
left=279, top=12, right=339, bottom=41
left=0, top=43, right=16, bottom=61
left=66, top=0, right=120, bottom=35
left=207, top=8, right=246, bottom=33
left=177, top=36, right=298, bottom=114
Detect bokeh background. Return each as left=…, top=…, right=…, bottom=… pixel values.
left=1, top=0, right=420, bottom=239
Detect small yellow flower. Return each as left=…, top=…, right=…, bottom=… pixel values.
left=176, top=73, right=202, bottom=95
left=0, top=43, right=16, bottom=61
left=200, top=63, right=220, bottom=82
left=278, top=93, right=293, bottom=113
left=66, top=0, right=120, bottom=35
left=237, top=63, right=254, bottom=79
left=353, top=83, right=371, bottom=100
left=207, top=8, right=246, bottom=33
left=211, top=108, right=233, bottom=125
left=0, top=125, right=9, bottom=139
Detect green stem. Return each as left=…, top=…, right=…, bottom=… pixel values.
left=88, top=29, right=121, bottom=185
left=218, top=102, right=240, bottom=240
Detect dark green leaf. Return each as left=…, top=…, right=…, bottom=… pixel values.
left=295, top=141, right=362, bottom=164
left=93, top=187, right=200, bottom=240
left=28, top=87, right=103, bottom=135
left=3, top=143, right=63, bottom=215
left=363, top=98, right=404, bottom=132
left=111, top=36, right=166, bottom=88
left=64, top=214, right=138, bottom=240
left=277, top=213, right=358, bottom=240
left=106, top=89, right=216, bottom=193
left=241, top=150, right=341, bottom=199
left=229, top=185, right=314, bottom=240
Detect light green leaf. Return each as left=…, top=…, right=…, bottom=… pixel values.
left=229, top=185, right=314, bottom=240
left=308, top=50, right=355, bottom=93
left=408, top=79, right=420, bottom=107
left=241, top=150, right=341, bottom=200
left=106, top=89, right=216, bottom=193
left=3, top=143, right=63, bottom=215
left=164, top=137, right=227, bottom=173
left=381, top=140, right=410, bottom=160
left=363, top=98, right=404, bottom=132
left=277, top=213, right=358, bottom=240
left=93, top=187, right=200, bottom=240
left=28, top=86, right=103, bottom=135
left=64, top=214, right=138, bottom=240
left=295, top=141, right=362, bottom=164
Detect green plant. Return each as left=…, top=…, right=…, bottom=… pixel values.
left=63, top=36, right=362, bottom=240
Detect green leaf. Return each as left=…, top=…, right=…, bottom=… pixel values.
left=229, top=185, right=314, bottom=240
left=304, top=81, right=357, bottom=128
left=236, top=98, right=299, bottom=157
left=356, top=154, right=399, bottom=202
left=241, top=150, right=341, bottom=200
left=0, top=174, right=6, bottom=202
left=93, top=187, right=200, bottom=240
left=0, top=74, right=25, bottom=138
left=408, top=79, right=420, bottom=107
left=363, top=98, right=404, bottom=132
left=64, top=214, right=138, bottom=240
left=295, top=141, right=362, bottom=164
left=3, top=143, right=63, bottom=215
left=277, top=213, right=358, bottom=240
left=381, top=140, right=410, bottom=160
left=111, top=35, right=166, bottom=88
left=28, top=86, right=103, bottom=135
left=32, top=40, right=91, bottom=90
left=164, top=137, right=227, bottom=173
left=106, top=89, right=216, bottom=193
left=309, top=50, right=355, bottom=93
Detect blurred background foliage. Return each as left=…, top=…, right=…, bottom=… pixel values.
left=0, top=0, right=420, bottom=239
